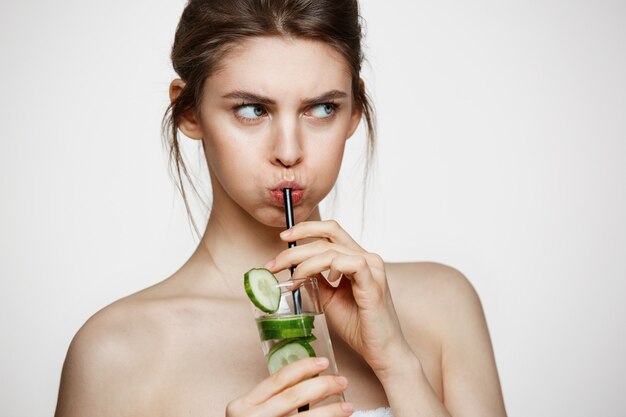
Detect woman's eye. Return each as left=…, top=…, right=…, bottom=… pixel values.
left=236, top=104, right=266, bottom=119
left=308, top=103, right=336, bottom=118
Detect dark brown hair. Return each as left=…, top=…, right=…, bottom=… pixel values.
left=162, top=0, right=376, bottom=235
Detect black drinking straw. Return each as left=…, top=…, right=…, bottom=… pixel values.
left=282, top=188, right=302, bottom=314
left=283, top=188, right=308, bottom=413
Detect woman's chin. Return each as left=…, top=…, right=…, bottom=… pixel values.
left=252, top=203, right=318, bottom=228
left=250, top=208, right=291, bottom=229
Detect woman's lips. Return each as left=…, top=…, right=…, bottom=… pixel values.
left=269, top=189, right=304, bottom=205
left=270, top=182, right=304, bottom=206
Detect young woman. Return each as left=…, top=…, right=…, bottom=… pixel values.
left=55, top=1, right=507, bottom=416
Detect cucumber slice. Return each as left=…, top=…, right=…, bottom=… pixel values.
left=244, top=268, right=281, bottom=313
left=258, top=315, right=315, bottom=341
left=267, top=339, right=317, bottom=374
left=260, top=327, right=313, bottom=341
left=258, top=315, right=315, bottom=331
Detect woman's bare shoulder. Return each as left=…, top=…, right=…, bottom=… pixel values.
left=56, top=280, right=202, bottom=416
left=70, top=281, right=176, bottom=347
left=386, top=261, right=481, bottom=314
left=385, top=261, right=487, bottom=349
left=63, top=276, right=211, bottom=362
left=76, top=289, right=160, bottom=339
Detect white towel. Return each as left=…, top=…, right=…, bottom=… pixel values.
left=351, top=407, right=393, bottom=417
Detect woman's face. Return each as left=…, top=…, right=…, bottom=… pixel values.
left=189, top=36, right=361, bottom=227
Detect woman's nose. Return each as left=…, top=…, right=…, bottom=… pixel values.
left=271, top=117, right=303, bottom=168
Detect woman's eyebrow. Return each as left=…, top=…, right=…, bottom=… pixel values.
left=302, top=90, right=348, bottom=106
left=221, top=90, right=348, bottom=106
left=222, top=91, right=275, bottom=105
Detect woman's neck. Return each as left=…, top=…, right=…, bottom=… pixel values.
left=182, top=187, right=321, bottom=297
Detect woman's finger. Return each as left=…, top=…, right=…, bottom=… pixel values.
left=265, top=374, right=349, bottom=416
left=287, top=249, right=345, bottom=281
left=281, top=250, right=384, bottom=306
left=327, top=254, right=382, bottom=298
left=280, top=220, right=363, bottom=251
left=298, top=401, right=355, bottom=417
left=294, top=251, right=380, bottom=295
left=265, top=240, right=358, bottom=274
left=244, top=357, right=330, bottom=404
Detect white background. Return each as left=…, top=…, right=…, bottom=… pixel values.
left=1, top=0, right=625, bottom=416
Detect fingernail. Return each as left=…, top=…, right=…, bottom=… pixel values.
left=341, top=402, right=354, bottom=413
left=280, top=229, right=292, bottom=237
left=263, top=259, right=275, bottom=269
left=334, top=376, right=348, bottom=387
left=314, top=357, right=329, bottom=367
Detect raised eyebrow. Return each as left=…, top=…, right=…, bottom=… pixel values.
left=302, top=90, right=348, bottom=106
left=221, top=91, right=275, bottom=105
left=221, top=89, right=348, bottom=106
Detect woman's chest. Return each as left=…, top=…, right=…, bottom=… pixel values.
left=148, top=327, right=440, bottom=415
left=150, top=337, right=389, bottom=416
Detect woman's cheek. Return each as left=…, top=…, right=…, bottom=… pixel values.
left=310, top=147, right=344, bottom=198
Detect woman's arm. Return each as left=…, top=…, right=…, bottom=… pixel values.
left=374, top=343, right=452, bottom=417
left=268, top=222, right=507, bottom=417
left=437, top=267, right=507, bottom=416
left=383, top=264, right=506, bottom=417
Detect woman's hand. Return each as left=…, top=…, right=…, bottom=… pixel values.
left=226, top=357, right=352, bottom=417
left=265, top=220, right=416, bottom=377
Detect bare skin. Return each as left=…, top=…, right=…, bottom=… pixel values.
left=55, top=37, right=506, bottom=417
left=55, top=249, right=501, bottom=415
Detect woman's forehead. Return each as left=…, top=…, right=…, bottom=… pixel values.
left=206, top=36, right=352, bottom=100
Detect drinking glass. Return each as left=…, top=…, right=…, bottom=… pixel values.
left=252, top=276, right=345, bottom=406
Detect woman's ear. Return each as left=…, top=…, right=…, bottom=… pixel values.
left=346, top=78, right=365, bottom=140
left=169, top=79, right=203, bottom=140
